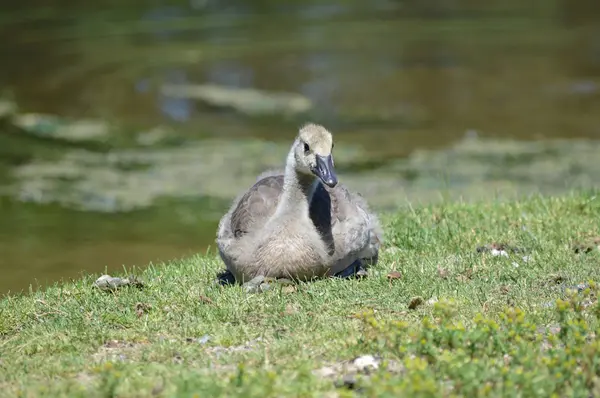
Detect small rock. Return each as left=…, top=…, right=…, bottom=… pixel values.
left=386, top=271, right=402, bottom=280
left=492, top=249, right=509, bottom=257
left=188, top=335, right=211, bottom=344
left=352, top=355, right=380, bottom=372
left=313, top=355, right=402, bottom=390
left=408, top=296, right=424, bottom=310
left=93, top=274, right=144, bottom=291
left=476, top=243, right=525, bottom=255
left=199, top=335, right=210, bottom=344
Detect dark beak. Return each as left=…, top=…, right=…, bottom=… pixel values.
left=314, top=154, right=338, bottom=188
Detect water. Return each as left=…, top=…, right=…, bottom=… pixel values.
left=1, top=0, right=599, bottom=295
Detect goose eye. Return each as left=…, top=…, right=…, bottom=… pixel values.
left=303, top=142, right=310, bottom=153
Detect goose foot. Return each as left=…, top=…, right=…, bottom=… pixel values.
left=334, top=259, right=368, bottom=279
left=215, top=269, right=236, bottom=286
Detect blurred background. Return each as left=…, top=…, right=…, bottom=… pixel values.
left=0, top=0, right=599, bottom=295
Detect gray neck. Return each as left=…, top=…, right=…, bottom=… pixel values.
left=274, top=151, right=318, bottom=218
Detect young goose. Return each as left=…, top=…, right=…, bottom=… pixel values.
left=216, top=123, right=383, bottom=284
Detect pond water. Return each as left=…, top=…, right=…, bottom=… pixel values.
left=1, top=0, right=599, bottom=295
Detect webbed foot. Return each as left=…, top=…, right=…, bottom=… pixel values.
left=215, top=269, right=236, bottom=286
left=334, top=259, right=368, bottom=279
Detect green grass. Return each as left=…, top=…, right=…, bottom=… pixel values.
left=1, top=191, right=600, bottom=397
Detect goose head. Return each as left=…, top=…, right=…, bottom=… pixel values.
left=291, top=123, right=338, bottom=188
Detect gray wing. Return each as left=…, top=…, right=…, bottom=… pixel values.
left=230, top=175, right=284, bottom=238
